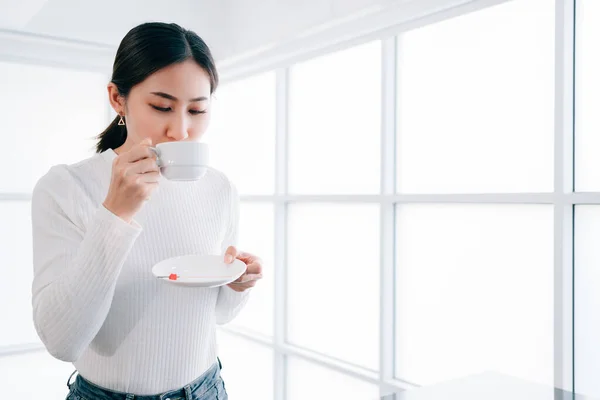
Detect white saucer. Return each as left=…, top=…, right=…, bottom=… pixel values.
left=152, top=254, right=246, bottom=287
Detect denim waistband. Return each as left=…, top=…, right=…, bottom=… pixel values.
left=69, top=359, right=222, bottom=400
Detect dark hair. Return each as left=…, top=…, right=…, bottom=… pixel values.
left=96, top=22, right=219, bottom=153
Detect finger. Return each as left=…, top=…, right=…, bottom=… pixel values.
left=236, top=251, right=261, bottom=265
left=244, top=262, right=263, bottom=275
left=232, top=273, right=262, bottom=283
left=125, top=140, right=156, bottom=163
left=241, top=273, right=262, bottom=282
left=139, top=172, right=161, bottom=184
left=125, top=147, right=155, bottom=164
left=228, top=283, right=251, bottom=292
left=224, top=246, right=238, bottom=264
left=229, top=280, right=258, bottom=290
left=128, top=157, right=160, bottom=175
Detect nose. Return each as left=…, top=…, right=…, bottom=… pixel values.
left=166, top=116, right=189, bottom=141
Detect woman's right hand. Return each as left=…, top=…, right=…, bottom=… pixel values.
left=102, top=138, right=160, bottom=223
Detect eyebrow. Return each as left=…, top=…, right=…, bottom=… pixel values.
left=151, top=92, right=208, bottom=102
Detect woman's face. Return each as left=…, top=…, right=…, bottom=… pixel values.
left=108, top=59, right=213, bottom=152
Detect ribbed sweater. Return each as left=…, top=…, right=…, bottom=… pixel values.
left=30, top=148, right=249, bottom=395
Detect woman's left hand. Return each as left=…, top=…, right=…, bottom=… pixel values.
left=224, top=246, right=263, bottom=292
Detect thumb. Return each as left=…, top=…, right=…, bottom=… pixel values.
left=224, top=246, right=238, bottom=264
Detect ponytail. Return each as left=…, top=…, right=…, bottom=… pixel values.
left=96, top=115, right=127, bottom=153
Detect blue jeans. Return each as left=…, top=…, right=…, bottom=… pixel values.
left=66, top=359, right=227, bottom=400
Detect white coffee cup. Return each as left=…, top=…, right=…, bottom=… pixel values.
left=148, top=142, right=210, bottom=181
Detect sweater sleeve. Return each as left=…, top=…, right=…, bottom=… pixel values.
left=215, top=182, right=251, bottom=325
left=31, top=166, right=142, bottom=362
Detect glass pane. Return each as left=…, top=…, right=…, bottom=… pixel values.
left=574, top=206, right=600, bottom=397
left=229, top=202, right=274, bottom=337
left=0, top=350, right=74, bottom=398
left=287, top=204, right=380, bottom=370
left=287, top=357, right=380, bottom=400
left=397, top=0, right=554, bottom=193
left=288, top=41, right=381, bottom=194
left=217, top=330, right=273, bottom=400
left=206, top=72, right=276, bottom=195
left=395, top=204, right=554, bottom=386
left=0, top=202, right=39, bottom=346
left=0, top=62, right=106, bottom=193
left=575, top=0, right=600, bottom=191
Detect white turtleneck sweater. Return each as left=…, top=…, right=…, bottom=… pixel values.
left=30, top=148, right=250, bottom=395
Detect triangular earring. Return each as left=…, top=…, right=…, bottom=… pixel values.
left=118, top=115, right=125, bottom=126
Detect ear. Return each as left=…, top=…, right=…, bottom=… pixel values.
left=107, top=83, right=126, bottom=115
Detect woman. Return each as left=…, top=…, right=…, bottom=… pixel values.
left=31, top=22, right=263, bottom=400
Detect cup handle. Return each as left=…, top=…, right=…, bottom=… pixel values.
left=148, top=147, right=161, bottom=167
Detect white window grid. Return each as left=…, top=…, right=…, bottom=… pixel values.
left=219, top=1, right=578, bottom=397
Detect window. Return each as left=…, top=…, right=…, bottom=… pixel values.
left=0, top=62, right=105, bottom=193
left=217, top=331, right=274, bottom=400
left=395, top=204, right=554, bottom=385
left=397, top=0, right=555, bottom=194
left=393, top=0, right=557, bottom=387
left=0, top=62, right=106, bottom=351
left=288, top=42, right=382, bottom=195
left=229, top=203, right=275, bottom=337
left=217, top=0, right=566, bottom=395
left=574, top=1, right=600, bottom=397
left=574, top=0, right=600, bottom=191
left=575, top=206, right=600, bottom=397
left=0, top=202, right=37, bottom=347
left=206, top=72, right=276, bottom=195
left=287, top=203, right=380, bottom=370
left=287, top=357, right=380, bottom=400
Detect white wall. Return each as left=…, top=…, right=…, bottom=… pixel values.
left=4, top=0, right=210, bottom=47
left=210, top=0, right=477, bottom=72
left=0, top=0, right=477, bottom=66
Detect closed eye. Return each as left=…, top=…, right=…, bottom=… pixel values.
left=151, top=105, right=206, bottom=115
left=151, top=105, right=171, bottom=112
left=189, top=110, right=207, bottom=115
